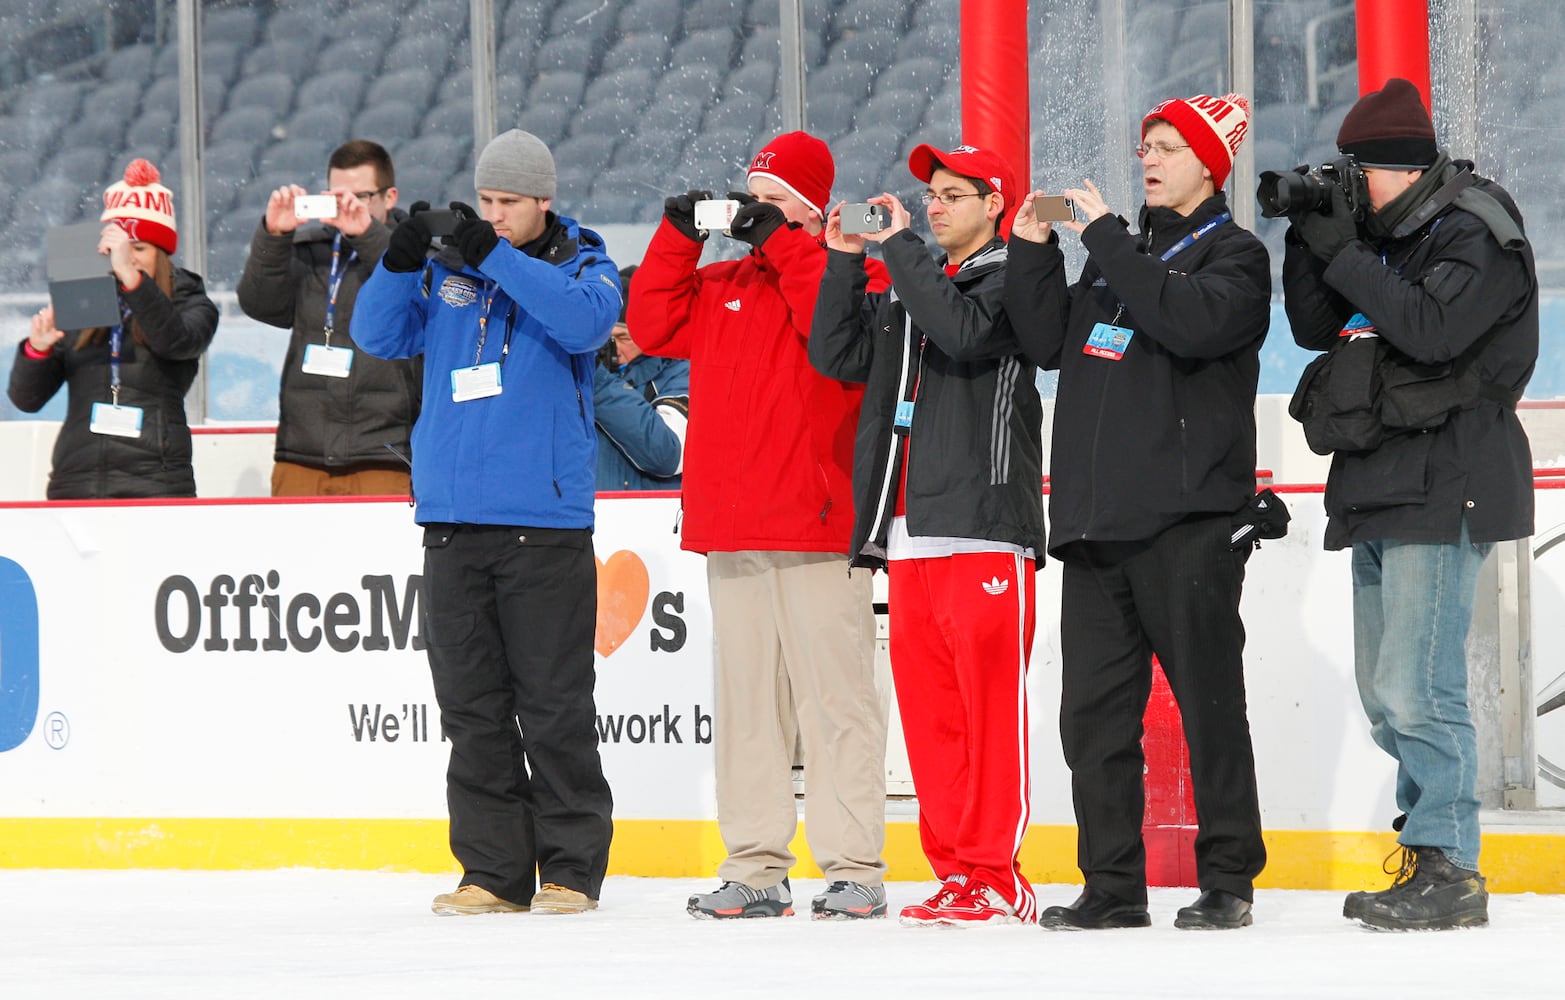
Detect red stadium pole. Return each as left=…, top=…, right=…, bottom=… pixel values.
left=959, top=0, right=1031, bottom=201
left=1356, top=0, right=1432, bottom=103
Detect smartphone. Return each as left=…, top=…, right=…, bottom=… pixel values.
left=840, top=203, right=889, bottom=235
left=293, top=194, right=339, bottom=220
left=693, top=199, right=741, bottom=234
left=420, top=209, right=460, bottom=238
left=1033, top=195, right=1081, bottom=223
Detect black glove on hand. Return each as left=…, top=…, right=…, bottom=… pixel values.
left=727, top=200, right=786, bottom=249
left=1292, top=179, right=1359, bottom=263
left=383, top=200, right=432, bottom=272
left=663, top=189, right=714, bottom=242
left=450, top=201, right=500, bottom=267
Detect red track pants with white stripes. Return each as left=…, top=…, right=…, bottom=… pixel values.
left=888, top=551, right=1036, bottom=921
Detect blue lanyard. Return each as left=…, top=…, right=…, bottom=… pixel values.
left=471, top=281, right=516, bottom=366
left=107, top=299, right=133, bottom=405
left=1159, top=211, right=1232, bottom=261
left=323, top=231, right=357, bottom=344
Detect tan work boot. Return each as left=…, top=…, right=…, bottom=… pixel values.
left=431, top=884, right=529, bottom=915
left=531, top=882, right=598, bottom=914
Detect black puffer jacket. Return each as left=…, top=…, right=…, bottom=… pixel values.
left=1282, top=166, right=1536, bottom=549
left=8, top=268, right=220, bottom=498
left=236, top=212, right=421, bottom=470
left=1004, top=193, right=1272, bottom=552
left=810, top=232, right=1045, bottom=568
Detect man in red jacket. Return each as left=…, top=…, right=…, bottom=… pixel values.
left=630, top=132, right=892, bottom=921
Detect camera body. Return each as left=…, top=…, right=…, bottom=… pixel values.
left=839, top=203, right=889, bottom=234
left=1256, top=156, right=1369, bottom=220
left=693, top=199, right=741, bottom=235
left=293, top=194, right=339, bottom=221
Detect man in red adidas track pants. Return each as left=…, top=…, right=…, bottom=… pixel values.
left=811, top=141, right=1046, bottom=925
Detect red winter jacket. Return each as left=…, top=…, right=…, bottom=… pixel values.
left=629, top=218, right=889, bottom=554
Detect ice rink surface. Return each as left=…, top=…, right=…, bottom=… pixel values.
left=2, top=872, right=1561, bottom=998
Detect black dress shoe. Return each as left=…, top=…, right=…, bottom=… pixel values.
left=1038, top=887, right=1150, bottom=930
left=1174, top=889, right=1253, bottom=929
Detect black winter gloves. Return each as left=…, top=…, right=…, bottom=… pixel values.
left=663, top=189, right=714, bottom=242
left=1292, top=177, right=1360, bottom=263
left=383, top=200, right=433, bottom=272
left=448, top=201, right=499, bottom=268
left=727, top=196, right=786, bottom=249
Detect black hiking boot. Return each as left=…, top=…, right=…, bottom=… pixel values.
left=1343, top=814, right=1412, bottom=920
left=1356, top=846, right=1488, bottom=931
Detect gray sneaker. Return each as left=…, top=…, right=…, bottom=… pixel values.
left=811, top=881, right=887, bottom=920
left=687, top=878, right=794, bottom=919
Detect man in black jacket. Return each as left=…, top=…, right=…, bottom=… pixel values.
left=1280, top=78, right=1537, bottom=931
left=812, top=142, right=1044, bottom=926
left=1005, top=93, right=1270, bottom=931
left=237, top=139, right=421, bottom=496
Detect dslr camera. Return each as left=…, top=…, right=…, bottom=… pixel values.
left=1256, top=156, right=1369, bottom=220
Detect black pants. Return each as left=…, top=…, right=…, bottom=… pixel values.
left=422, top=524, right=614, bottom=904
left=1057, top=514, right=1265, bottom=904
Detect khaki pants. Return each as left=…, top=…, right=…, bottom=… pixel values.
left=707, top=550, right=886, bottom=888
left=271, top=461, right=411, bottom=498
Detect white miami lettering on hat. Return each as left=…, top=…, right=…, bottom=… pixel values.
left=104, top=189, right=175, bottom=215
left=752, top=151, right=776, bottom=170
left=952, top=144, right=980, bottom=154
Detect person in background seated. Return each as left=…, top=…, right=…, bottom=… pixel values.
left=593, top=265, right=689, bottom=491
left=8, top=159, right=218, bottom=499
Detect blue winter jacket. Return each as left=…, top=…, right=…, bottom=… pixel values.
left=593, top=353, right=690, bottom=491
left=352, top=214, right=620, bottom=528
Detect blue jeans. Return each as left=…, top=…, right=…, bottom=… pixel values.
left=1351, top=522, right=1491, bottom=871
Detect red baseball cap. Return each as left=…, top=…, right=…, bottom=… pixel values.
left=908, top=142, right=1017, bottom=238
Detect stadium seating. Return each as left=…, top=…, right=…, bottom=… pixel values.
left=3, top=0, right=1547, bottom=298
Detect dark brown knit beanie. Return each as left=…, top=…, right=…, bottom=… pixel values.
left=1336, top=78, right=1438, bottom=168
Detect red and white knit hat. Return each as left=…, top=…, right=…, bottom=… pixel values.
left=101, top=159, right=177, bottom=255
left=1142, top=93, right=1251, bottom=190
left=747, top=131, right=834, bottom=219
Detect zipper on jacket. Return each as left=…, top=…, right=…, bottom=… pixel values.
left=818, top=498, right=832, bottom=523
left=866, top=314, right=919, bottom=547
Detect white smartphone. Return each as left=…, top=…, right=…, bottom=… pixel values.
left=692, top=198, right=741, bottom=234
left=293, top=194, right=339, bottom=220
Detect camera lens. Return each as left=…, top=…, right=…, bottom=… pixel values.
left=1256, top=169, right=1331, bottom=219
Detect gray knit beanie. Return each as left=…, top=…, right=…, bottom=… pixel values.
left=474, top=129, right=556, bottom=199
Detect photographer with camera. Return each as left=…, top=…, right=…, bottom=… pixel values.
left=1274, top=78, right=1537, bottom=931
left=629, top=131, right=892, bottom=921
left=592, top=265, right=690, bottom=491
left=237, top=140, right=422, bottom=497
left=811, top=142, right=1044, bottom=926
left=9, top=159, right=218, bottom=499
left=1004, top=93, right=1270, bottom=932
left=351, top=129, right=619, bottom=918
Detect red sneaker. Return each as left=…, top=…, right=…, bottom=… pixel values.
left=898, top=876, right=967, bottom=926
left=932, top=881, right=1022, bottom=926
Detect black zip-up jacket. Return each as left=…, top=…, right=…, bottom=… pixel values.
left=1282, top=166, right=1536, bottom=549
left=236, top=210, right=422, bottom=471
left=1004, top=193, right=1271, bottom=553
left=810, top=231, right=1045, bottom=569
left=8, top=267, right=220, bottom=499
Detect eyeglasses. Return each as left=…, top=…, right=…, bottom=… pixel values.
left=351, top=188, right=390, bottom=202
left=1135, top=141, right=1191, bottom=159
left=921, top=191, right=985, bottom=206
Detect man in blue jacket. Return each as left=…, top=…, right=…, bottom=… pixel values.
left=352, top=129, right=620, bottom=917
left=593, top=266, right=690, bottom=491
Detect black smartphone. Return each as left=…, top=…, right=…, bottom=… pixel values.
left=421, top=209, right=460, bottom=238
